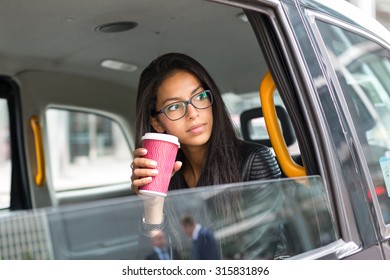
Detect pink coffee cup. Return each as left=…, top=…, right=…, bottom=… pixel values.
left=139, top=133, right=180, bottom=197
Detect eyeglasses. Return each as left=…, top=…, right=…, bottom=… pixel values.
left=153, top=90, right=213, bottom=121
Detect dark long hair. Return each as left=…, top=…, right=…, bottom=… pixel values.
left=135, top=53, right=242, bottom=186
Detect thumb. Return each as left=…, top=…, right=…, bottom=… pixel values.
left=172, top=161, right=182, bottom=177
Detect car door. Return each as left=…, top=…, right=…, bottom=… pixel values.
left=243, top=0, right=390, bottom=258
left=306, top=5, right=390, bottom=258
left=16, top=71, right=136, bottom=208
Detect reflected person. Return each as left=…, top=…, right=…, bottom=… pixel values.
left=180, top=215, right=220, bottom=260
left=145, top=230, right=180, bottom=260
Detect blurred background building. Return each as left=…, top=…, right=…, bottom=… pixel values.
left=348, top=0, right=390, bottom=30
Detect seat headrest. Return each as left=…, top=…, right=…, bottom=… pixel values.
left=240, top=105, right=296, bottom=147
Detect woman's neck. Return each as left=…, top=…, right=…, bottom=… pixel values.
left=181, top=144, right=207, bottom=188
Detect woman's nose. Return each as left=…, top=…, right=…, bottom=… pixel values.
left=186, top=103, right=199, bottom=119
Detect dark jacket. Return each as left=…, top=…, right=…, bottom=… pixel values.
left=145, top=246, right=181, bottom=260
left=191, top=226, right=220, bottom=260
left=239, top=140, right=281, bottom=181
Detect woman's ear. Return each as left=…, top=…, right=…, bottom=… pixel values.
left=150, top=116, right=165, bottom=133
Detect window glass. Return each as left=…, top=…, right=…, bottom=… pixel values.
left=0, top=99, right=11, bottom=208
left=43, top=176, right=337, bottom=259
left=162, top=176, right=337, bottom=259
left=46, top=109, right=131, bottom=191
left=317, top=20, right=390, bottom=224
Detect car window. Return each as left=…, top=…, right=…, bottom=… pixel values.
left=223, top=91, right=300, bottom=156
left=316, top=20, right=390, bottom=225
left=159, top=176, right=338, bottom=260
left=0, top=98, right=11, bottom=209
left=0, top=175, right=338, bottom=259
left=45, top=108, right=131, bottom=192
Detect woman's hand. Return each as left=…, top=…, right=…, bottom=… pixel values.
left=130, top=148, right=182, bottom=194
left=130, top=147, right=182, bottom=226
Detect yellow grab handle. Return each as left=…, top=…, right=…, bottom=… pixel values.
left=260, top=71, right=306, bottom=177
left=30, top=115, right=46, bottom=186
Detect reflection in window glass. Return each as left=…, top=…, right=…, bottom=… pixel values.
left=317, top=20, right=390, bottom=224
left=46, top=109, right=131, bottom=191
left=44, top=176, right=337, bottom=259
left=162, top=176, right=338, bottom=259
left=0, top=99, right=11, bottom=208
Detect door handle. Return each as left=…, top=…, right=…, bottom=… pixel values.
left=30, top=115, right=46, bottom=186
left=260, top=71, right=306, bottom=177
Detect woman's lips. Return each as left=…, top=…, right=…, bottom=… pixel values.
left=187, top=123, right=206, bottom=134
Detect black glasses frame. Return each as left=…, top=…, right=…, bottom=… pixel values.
left=153, top=90, right=213, bottom=121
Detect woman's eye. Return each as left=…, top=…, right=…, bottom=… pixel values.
left=166, top=103, right=182, bottom=111
left=195, top=91, right=208, bottom=100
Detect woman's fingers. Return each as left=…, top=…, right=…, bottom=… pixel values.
left=131, top=177, right=153, bottom=194
left=133, top=147, right=147, bottom=157
left=131, top=148, right=160, bottom=193
left=133, top=167, right=158, bottom=179
left=131, top=148, right=157, bottom=176
left=131, top=166, right=158, bottom=193
left=131, top=149, right=180, bottom=194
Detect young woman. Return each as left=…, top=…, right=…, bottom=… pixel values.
left=131, top=53, right=283, bottom=259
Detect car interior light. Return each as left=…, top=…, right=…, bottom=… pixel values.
left=100, top=59, right=138, bottom=72
left=95, top=21, right=138, bottom=33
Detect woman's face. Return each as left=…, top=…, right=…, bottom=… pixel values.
left=151, top=70, right=213, bottom=148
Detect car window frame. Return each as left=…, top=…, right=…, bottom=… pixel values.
left=0, top=76, right=31, bottom=210
left=308, top=10, right=390, bottom=239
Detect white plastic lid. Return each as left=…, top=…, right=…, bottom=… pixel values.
left=141, top=133, right=180, bottom=147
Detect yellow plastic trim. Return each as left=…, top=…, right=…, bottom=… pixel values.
left=260, top=71, right=306, bottom=177
left=30, top=115, right=46, bottom=186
